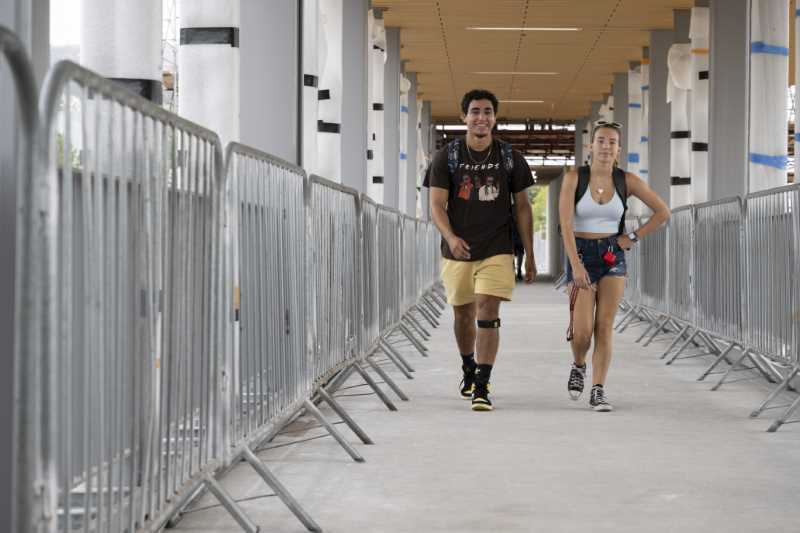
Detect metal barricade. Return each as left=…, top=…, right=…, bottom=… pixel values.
left=741, top=184, right=800, bottom=365
left=360, top=195, right=381, bottom=354
left=622, top=217, right=642, bottom=305
left=224, top=143, right=310, bottom=447
left=693, top=197, right=743, bottom=342
left=377, top=206, right=402, bottom=332
left=400, top=215, right=418, bottom=313
left=39, top=61, right=225, bottom=531
left=667, top=206, right=694, bottom=323
left=308, top=175, right=361, bottom=384
left=3, top=24, right=49, bottom=533
left=639, top=217, right=668, bottom=313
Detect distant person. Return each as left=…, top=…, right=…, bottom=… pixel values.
left=429, top=88, right=536, bottom=411
left=559, top=120, right=670, bottom=412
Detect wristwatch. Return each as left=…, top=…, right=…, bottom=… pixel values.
left=627, top=231, right=639, bottom=243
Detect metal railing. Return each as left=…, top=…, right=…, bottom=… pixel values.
left=11, top=44, right=444, bottom=532
left=619, top=185, right=800, bottom=432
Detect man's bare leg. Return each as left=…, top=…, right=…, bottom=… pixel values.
left=476, top=295, right=501, bottom=366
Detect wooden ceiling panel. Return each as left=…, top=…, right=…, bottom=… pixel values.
left=375, top=0, right=778, bottom=121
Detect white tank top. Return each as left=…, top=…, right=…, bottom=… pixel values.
left=573, top=188, right=624, bottom=234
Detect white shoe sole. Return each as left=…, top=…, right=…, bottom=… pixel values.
left=592, top=404, right=613, bottom=412
left=568, top=390, right=582, bottom=401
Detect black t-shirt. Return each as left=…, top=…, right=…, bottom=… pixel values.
left=429, top=139, right=534, bottom=261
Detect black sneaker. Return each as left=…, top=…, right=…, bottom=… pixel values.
left=460, top=365, right=476, bottom=399
left=589, top=385, right=613, bottom=412
left=471, top=381, right=493, bottom=411
left=567, top=363, right=587, bottom=401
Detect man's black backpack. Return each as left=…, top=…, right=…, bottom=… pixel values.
left=574, top=165, right=629, bottom=235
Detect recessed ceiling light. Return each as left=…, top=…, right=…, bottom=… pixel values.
left=466, top=27, right=581, bottom=31
left=472, top=72, right=558, bottom=76
left=499, top=100, right=545, bottom=103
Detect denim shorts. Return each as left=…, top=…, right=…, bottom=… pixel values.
left=565, top=236, right=627, bottom=285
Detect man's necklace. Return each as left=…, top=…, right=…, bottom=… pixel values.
left=466, top=142, right=493, bottom=165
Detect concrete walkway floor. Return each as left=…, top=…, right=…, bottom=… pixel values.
left=175, top=283, right=800, bottom=533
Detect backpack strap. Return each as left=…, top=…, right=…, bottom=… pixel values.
left=497, top=139, right=515, bottom=174
left=574, top=165, right=590, bottom=205
left=447, top=138, right=461, bottom=175
left=612, top=166, right=628, bottom=235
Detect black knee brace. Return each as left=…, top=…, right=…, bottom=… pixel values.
left=477, top=318, right=501, bottom=329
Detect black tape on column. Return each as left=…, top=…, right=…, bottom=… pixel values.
left=670, top=131, right=691, bottom=139
left=671, top=176, right=691, bottom=185
left=373, top=103, right=384, bottom=111
left=110, top=78, right=163, bottom=104
left=304, top=74, right=318, bottom=87
left=317, top=120, right=341, bottom=134
left=180, top=27, right=239, bottom=47
left=367, top=149, right=374, bottom=160
left=318, top=89, right=330, bottom=100
left=699, top=70, right=709, bottom=80
left=692, top=142, right=708, bottom=152
left=372, top=176, right=384, bottom=184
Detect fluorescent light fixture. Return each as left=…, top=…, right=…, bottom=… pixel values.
left=472, top=72, right=558, bottom=76
left=467, top=27, right=581, bottom=31
left=499, top=99, right=545, bottom=103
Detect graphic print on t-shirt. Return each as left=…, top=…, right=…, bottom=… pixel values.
left=478, top=175, right=500, bottom=202
left=457, top=174, right=473, bottom=200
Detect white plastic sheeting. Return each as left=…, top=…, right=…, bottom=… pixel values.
left=302, top=0, right=320, bottom=174
left=640, top=58, right=651, bottom=184
left=178, top=0, right=241, bottom=147
left=749, top=0, right=789, bottom=192
left=367, top=10, right=386, bottom=202
left=690, top=7, right=710, bottom=203
left=317, top=0, right=343, bottom=181
left=668, top=42, right=692, bottom=207
left=599, top=94, right=614, bottom=122
left=581, top=121, right=590, bottom=165
left=796, top=7, right=800, bottom=179
left=627, top=66, right=643, bottom=177
left=398, top=74, right=411, bottom=213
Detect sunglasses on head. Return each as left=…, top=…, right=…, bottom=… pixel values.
left=595, top=120, right=622, bottom=129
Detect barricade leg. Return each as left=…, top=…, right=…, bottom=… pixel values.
left=697, top=343, right=737, bottom=381
left=635, top=313, right=666, bottom=343
left=710, top=348, right=756, bottom=391
left=659, top=324, right=693, bottom=359
left=202, top=473, right=260, bottom=533
left=423, top=294, right=443, bottom=317
left=665, top=331, right=718, bottom=365
left=379, top=339, right=415, bottom=375
left=302, top=400, right=365, bottom=462
left=643, top=316, right=678, bottom=347
left=241, top=447, right=323, bottom=532
left=415, top=303, right=440, bottom=328
left=750, top=367, right=800, bottom=419
left=318, top=388, right=374, bottom=444
left=767, top=393, right=800, bottom=432
left=399, top=323, right=428, bottom=356
left=353, top=362, right=398, bottom=411
left=404, top=313, right=430, bottom=339
left=366, top=356, right=409, bottom=401
left=614, top=306, right=636, bottom=330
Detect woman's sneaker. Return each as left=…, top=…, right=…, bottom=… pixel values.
left=567, top=363, right=586, bottom=400
left=460, top=365, right=476, bottom=399
left=471, top=381, right=493, bottom=411
left=589, top=384, right=613, bottom=412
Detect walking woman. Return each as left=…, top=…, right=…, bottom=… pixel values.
left=559, top=121, right=670, bottom=411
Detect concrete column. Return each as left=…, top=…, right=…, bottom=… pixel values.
left=240, top=0, right=299, bottom=163
left=82, top=0, right=162, bottom=102
left=613, top=73, right=629, bottom=167
left=669, top=9, right=692, bottom=207
left=301, top=0, right=320, bottom=173
left=383, top=26, right=400, bottom=208
left=419, top=100, right=432, bottom=219
left=340, top=0, right=368, bottom=193
left=316, top=0, right=342, bottom=181
left=367, top=9, right=386, bottom=202
left=648, top=29, right=674, bottom=207
left=708, top=0, right=750, bottom=200
left=0, top=2, right=48, bottom=529
left=179, top=0, right=241, bottom=147
left=405, top=71, right=418, bottom=215
left=547, top=176, right=564, bottom=277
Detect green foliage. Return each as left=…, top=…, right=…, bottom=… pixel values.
left=530, top=185, right=548, bottom=234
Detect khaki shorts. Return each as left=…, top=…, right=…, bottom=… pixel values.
left=440, top=254, right=515, bottom=306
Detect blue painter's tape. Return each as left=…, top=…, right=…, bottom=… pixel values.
left=628, top=103, right=642, bottom=108
left=640, top=169, right=649, bottom=174
left=628, top=153, right=640, bottom=163
left=750, top=41, right=789, bottom=56
left=641, top=85, right=650, bottom=91
left=749, top=152, right=787, bottom=169
left=797, top=8, right=800, bottom=16
left=400, top=105, right=409, bottom=113
left=794, top=132, right=800, bottom=142
left=641, top=136, right=649, bottom=142
left=400, top=152, right=407, bottom=160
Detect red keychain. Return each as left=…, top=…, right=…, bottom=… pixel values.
left=602, top=247, right=617, bottom=266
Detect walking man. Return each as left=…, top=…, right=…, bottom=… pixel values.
left=429, top=89, right=536, bottom=411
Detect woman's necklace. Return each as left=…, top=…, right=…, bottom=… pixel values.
left=466, top=141, right=493, bottom=165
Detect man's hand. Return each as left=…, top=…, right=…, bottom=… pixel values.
left=525, top=255, right=537, bottom=283
left=447, top=235, right=471, bottom=260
